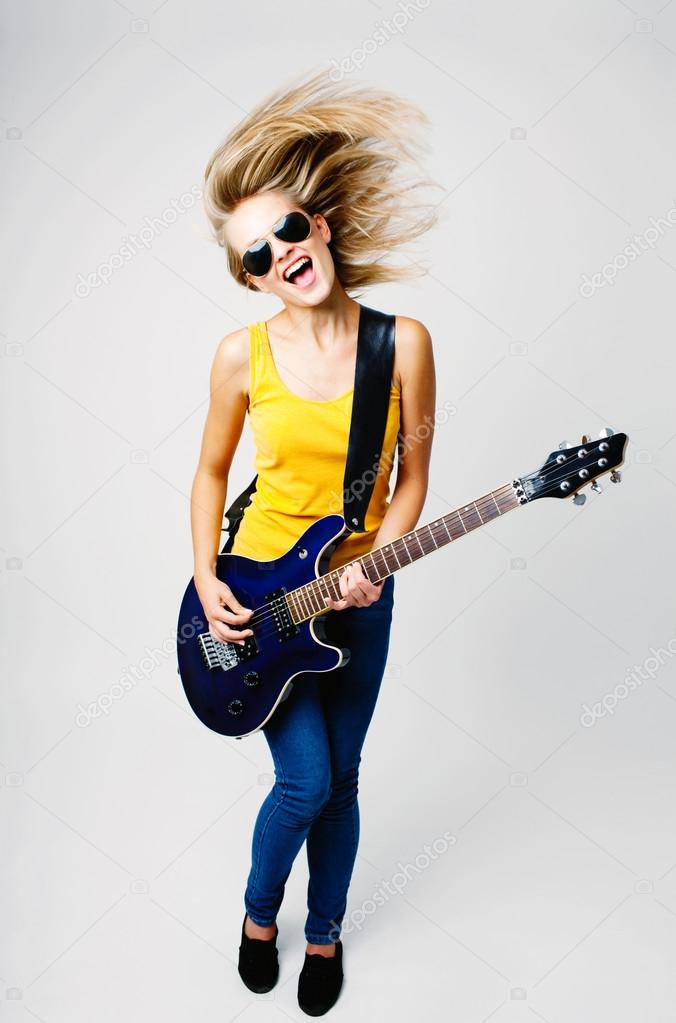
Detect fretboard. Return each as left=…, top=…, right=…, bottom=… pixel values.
left=287, top=481, right=522, bottom=623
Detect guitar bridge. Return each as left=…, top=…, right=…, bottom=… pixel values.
left=198, top=629, right=259, bottom=671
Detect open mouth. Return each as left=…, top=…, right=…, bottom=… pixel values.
left=283, top=256, right=316, bottom=288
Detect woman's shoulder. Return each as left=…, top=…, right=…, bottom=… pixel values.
left=394, top=314, right=432, bottom=345
left=393, top=315, right=433, bottom=391
left=211, top=324, right=253, bottom=400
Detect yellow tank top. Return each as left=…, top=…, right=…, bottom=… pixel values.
left=229, top=319, right=401, bottom=573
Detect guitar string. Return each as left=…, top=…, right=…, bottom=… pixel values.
left=211, top=449, right=617, bottom=644
left=251, top=445, right=614, bottom=629
left=216, top=482, right=516, bottom=641
left=217, top=451, right=615, bottom=641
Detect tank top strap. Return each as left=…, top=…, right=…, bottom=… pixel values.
left=247, top=320, right=272, bottom=406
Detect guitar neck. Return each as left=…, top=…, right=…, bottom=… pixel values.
left=289, top=480, right=524, bottom=621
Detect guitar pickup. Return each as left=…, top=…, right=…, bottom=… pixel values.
left=264, top=588, right=299, bottom=641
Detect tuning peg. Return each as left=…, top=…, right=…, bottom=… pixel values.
left=599, top=427, right=614, bottom=438
left=610, top=470, right=622, bottom=483
left=559, top=440, right=573, bottom=450
left=573, top=492, right=587, bottom=506
left=591, top=480, right=602, bottom=493
left=581, top=434, right=590, bottom=444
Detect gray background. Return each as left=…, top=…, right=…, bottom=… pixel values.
left=2, top=1, right=676, bottom=1020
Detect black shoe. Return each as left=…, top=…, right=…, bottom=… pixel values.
left=297, top=940, right=343, bottom=1016
left=237, top=913, right=279, bottom=993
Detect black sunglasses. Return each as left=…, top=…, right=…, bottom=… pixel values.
left=242, top=210, right=312, bottom=278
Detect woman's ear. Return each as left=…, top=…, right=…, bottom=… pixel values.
left=315, top=213, right=331, bottom=246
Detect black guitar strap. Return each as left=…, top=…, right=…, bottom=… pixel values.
left=220, top=302, right=395, bottom=555
left=342, top=304, right=396, bottom=533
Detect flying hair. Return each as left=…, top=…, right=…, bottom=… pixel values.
left=202, top=67, right=444, bottom=293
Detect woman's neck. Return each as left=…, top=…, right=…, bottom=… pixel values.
left=276, top=281, right=361, bottom=348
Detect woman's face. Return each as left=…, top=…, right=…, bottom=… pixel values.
left=224, top=190, right=336, bottom=304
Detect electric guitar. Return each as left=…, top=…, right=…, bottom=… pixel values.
left=177, top=429, right=628, bottom=738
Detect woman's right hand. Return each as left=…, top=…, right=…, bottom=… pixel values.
left=195, top=571, right=254, bottom=646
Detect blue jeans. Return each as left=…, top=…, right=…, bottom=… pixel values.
left=244, top=573, right=396, bottom=944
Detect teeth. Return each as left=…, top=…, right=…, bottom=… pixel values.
left=284, top=256, right=311, bottom=280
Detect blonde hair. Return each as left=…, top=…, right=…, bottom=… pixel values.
left=202, top=68, right=443, bottom=293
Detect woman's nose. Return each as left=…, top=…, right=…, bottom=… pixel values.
left=272, top=237, right=297, bottom=263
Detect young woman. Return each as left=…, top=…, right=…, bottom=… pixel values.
left=192, top=70, right=439, bottom=1015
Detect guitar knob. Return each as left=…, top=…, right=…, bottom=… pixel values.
left=610, top=470, right=622, bottom=483
left=559, top=440, right=573, bottom=450
left=227, top=699, right=244, bottom=716
left=244, top=671, right=260, bottom=687
left=573, top=492, right=586, bottom=506
left=591, top=480, right=602, bottom=493
left=581, top=434, right=590, bottom=444
left=599, top=427, right=614, bottom=438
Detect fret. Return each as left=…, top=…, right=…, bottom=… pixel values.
left=448, top=510, right=466, bottom=540
left=292, top=590, right=302, bottom=619
left=496, top=489, right=514, bottom=514
left=490, top=494, right=504, bottom=516
left=458, top=504, right=481, bottom=532
left=365, top=552, right=378, bottom=582
left=473, top=500, right=484, bottom=524
left=479, top=495, right=500, bottom=523
left=439, top=518, right=453, bottom=542
left=311, top=585, right=321, bottom=613
left=299, top=588, right=312, bottom=618
left=380, top=544, right=394, bottom=576
left=384, top=546, right=399, bottom=573
left=371, top=548, right=388, bottom=577
left=354, top=558, right=374, bottom=585
left=294, top=592, right=305, bottom=624
left=308, top=584, right=321, bottom=615
left=427, top=523, right=439, bottom=549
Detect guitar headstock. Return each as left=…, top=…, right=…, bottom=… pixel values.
left=516, top=428, right=628, bottom=505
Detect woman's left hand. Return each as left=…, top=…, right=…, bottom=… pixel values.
left=323, top=561, right=385, bottom=611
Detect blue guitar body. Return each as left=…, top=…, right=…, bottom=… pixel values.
left=176, top=514, right=352, bottom=738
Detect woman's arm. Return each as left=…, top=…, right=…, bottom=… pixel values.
left=324, top=316, right=436, bottom=609
left=372, top=316, right=436, bottom=550
left=191, top=328, right=248, bottom=575
left=190, top=328, right=255, bottom=644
